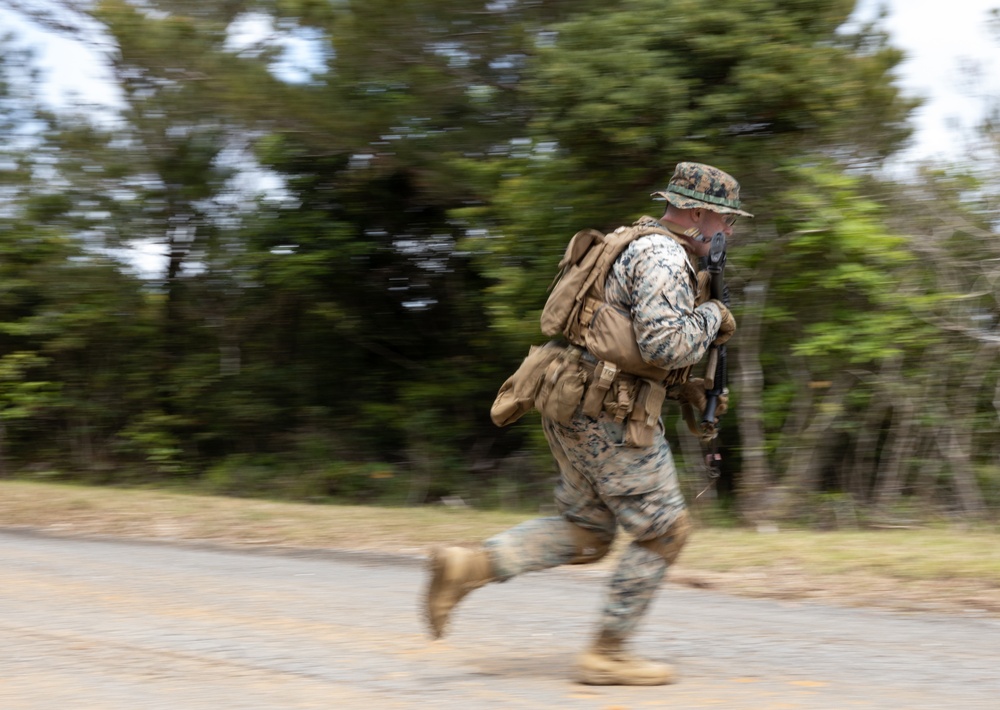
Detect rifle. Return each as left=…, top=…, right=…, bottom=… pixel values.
left=697, top=231, right=728, bottom=496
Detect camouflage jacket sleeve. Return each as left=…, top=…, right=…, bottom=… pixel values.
left=606, top=235, right=722, bottom=370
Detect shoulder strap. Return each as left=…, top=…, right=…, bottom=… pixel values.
left=582, top=222, right=680, bottom=301
left=540, top=219, right=689, bottom=341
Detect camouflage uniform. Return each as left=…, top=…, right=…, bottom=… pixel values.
left=425, top=161, right=750, bottom=685
left=484, top=228, right=717, bottom=638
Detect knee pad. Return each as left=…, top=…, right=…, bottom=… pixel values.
left=636, top=510, right=691, bottom=565
left=566, top=522, right=615, bottom=565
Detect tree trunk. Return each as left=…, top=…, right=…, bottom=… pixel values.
left=779, top=357, right=817, bottom=456
left=873, top=396, right=917, bottom=509
left=405, top=445, right=433, bottom=507
left=734, top=280, right=771, bottom=522
left=936, top=426, right=985, bottom=517
left=939, top=344, right=995, bottom=517
left=849, top=357, right=901, bottom=503
left=768, top=375, right=851, bottom=520
left=675, top=416, right=713, bottom=504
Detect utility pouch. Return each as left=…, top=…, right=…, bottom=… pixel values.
left=535, top=347, right=587, bottom=424
left=582, top=361, right=618, bottom=417
left=586, top=304, right=671, bottom=381
left=490, top=342, right=563, bottom=427
left=626, top=379, right=667, bottom=447
left=540, top=229, right=604, bottom=338
left=604, top=377, right=636, bottom=424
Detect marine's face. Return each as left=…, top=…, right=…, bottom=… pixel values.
left=694, top=209, right=735, bottom=240
left=686, top=209, right=734, bottom=257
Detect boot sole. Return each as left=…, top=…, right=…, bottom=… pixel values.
left=578, top=671, right=675, bottom=686
left=577, top=655, right=676, bottom=686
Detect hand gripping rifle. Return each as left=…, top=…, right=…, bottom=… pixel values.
left=697, top=231, right=728, bottom=497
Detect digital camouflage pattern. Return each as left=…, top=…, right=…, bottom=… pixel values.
left=485, top=413, right=687, bottom=637
left=483, top=228, right=718, bottom=639
left=651, top=162, right=753, bottom=218
left=607, top=225, right=722, bottom=371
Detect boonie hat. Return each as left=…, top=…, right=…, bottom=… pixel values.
left=651, top=162, right=753, bottom=218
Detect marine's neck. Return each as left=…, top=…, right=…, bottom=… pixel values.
left=656, top=218, right=700, bottom=240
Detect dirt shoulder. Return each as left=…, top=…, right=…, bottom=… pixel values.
left=2, top=480, right=998, bottom=618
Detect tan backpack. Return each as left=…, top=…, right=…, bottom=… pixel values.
left=540, top=221, right=692, bottom=382
left=540, top=226, right=645, bottom=342
left=490, top=220, right=693, bottom=445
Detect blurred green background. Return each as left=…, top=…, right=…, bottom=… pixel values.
left=0, top=0, right=998, bottom=525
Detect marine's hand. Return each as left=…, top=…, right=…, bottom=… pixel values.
left=677, top=378, right=728, bottom=418
left=713, top=387, right=729, bottom=418
left=676, top=378, right=708, bottom=414
left=709, top=299, right=735, bottom=345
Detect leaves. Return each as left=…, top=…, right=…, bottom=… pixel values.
left=0, top=1, right=998, bottom=516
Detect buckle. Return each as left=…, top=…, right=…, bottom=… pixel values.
left=596, top=362, right=618, bottom=389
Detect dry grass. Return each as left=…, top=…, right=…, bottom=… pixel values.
left=668, top=527, right=1000, bottom=616
left=0, top=480, right=529, bottom=553
left=2, top=480, right=999, bottom=616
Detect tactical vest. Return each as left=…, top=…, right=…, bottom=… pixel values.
left=540, top=217, right=698, bottom=385
left=490, top=218, right=701, bottom=447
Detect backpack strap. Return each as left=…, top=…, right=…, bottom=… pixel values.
left=574, top=221, right=685, bottom=332
left=541, top=217, right=691, bottom=345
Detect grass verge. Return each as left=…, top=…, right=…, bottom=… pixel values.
left=2, top=480, right=998, bottom=616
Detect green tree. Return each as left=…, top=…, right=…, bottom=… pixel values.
left=0, top=131, right=154, bottom=476
left=6, top=0, right=1000, bottom=520
left=460, top=1, right=919, bottom=513
left=63, top=0, right=607, bottom=497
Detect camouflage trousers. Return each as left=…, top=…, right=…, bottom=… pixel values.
left=484, top=409, right=689, bottom=640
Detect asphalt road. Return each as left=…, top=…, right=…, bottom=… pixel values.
left=2, top=530, right=999, bottom=709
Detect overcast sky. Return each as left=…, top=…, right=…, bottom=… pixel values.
left=851, top=0, right=1000, bottom=163
left=1, top=1, right=998, bottom=161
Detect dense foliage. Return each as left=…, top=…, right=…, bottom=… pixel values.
left=1, top=0, right=998, bottom=522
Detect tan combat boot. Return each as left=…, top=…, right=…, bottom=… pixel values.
left=424, top=545, right=495, bottom=639
left=577, top=632, right=676, bottom=686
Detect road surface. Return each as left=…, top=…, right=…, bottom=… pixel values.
left=2, top=530, right=998, bottom=709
